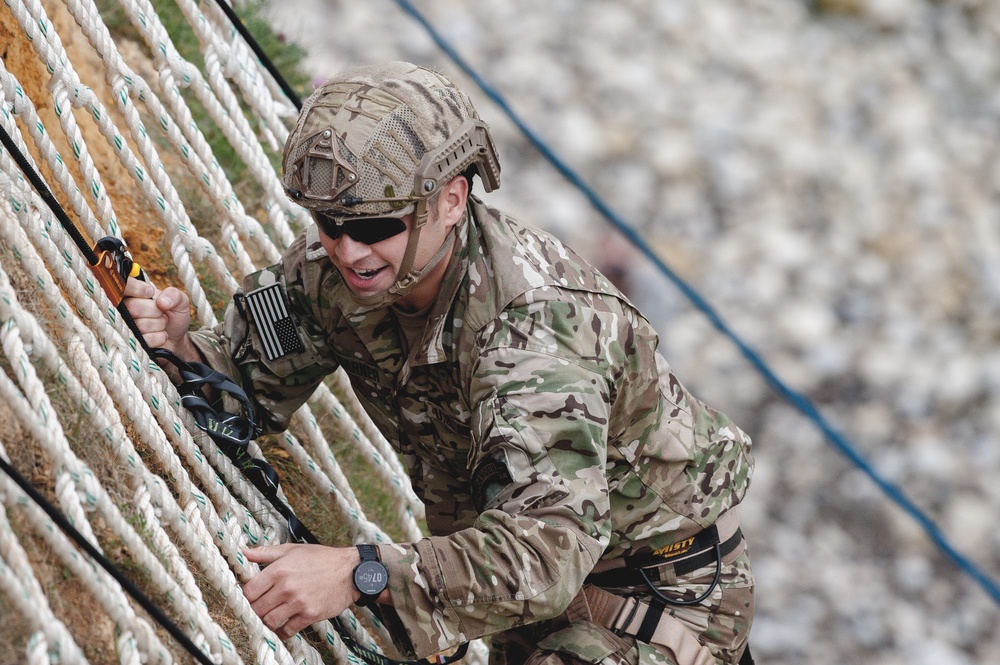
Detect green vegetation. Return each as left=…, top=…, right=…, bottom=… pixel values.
left=809, top=0, right=862, bottom=15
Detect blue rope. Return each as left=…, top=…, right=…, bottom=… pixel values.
left=392, top=0, right=1000, bottom=606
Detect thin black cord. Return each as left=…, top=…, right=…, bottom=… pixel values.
left=0, top=454, right=218, bottom=665
left=0, top=123, right=97, bottom=264
left=213, top=0, right=303, bottom=110
left=637, top=544, right=723, bottom=607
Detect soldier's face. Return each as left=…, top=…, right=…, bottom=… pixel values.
left=317, top=175, right=467, bottom=309
left=319, top=211, right=416, bottom=299
left=318, top=206, right=456, bottom=304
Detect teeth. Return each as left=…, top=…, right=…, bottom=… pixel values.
left=354, top=268, right=380, bottom=279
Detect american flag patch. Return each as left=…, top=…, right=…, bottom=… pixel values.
left=245, top=283, right=305, bottom=361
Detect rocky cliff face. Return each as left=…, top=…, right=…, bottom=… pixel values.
left=267, top=1, right=1000, bottom=663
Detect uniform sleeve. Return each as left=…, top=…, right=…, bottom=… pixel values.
left=378, top=297, right=616, bottom=658
left=189, top=232, right=340, bottom=434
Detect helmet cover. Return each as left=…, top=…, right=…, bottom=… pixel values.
left=282, top=61, right=500, bottom=217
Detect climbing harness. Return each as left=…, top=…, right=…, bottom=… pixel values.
left=574, top=511, right=746, bottom=660
left=586, top=511, right=742, bottom=607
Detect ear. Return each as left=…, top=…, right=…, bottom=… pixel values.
left=435, top=174, right=470, bottom=230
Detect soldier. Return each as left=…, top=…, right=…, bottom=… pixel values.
left=124, top=61, right=755, bottom=665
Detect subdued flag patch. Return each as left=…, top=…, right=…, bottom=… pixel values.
left=245, top=283, right=305, bottom=361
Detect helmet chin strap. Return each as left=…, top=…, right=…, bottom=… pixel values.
left=346, top=200, right=460, bottom=309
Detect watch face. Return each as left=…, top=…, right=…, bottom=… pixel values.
left=354, top=560, right=388, bottom=596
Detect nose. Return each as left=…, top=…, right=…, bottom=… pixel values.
left=333, top=234, right=372, bottom=263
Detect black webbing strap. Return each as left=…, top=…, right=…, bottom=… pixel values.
left=148, top=347, right=319, bottom=546
left=150, top=348, right=257, bottom=446
left=331, top=620, right=469, bottom=665
left=634, top=596, right=666, bottom=646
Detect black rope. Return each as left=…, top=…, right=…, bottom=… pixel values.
left=212, top=0, right=303, bottom=110
left=0, top=454, right=218, bottom=665
left=389, top=0, right=1000, bottom=608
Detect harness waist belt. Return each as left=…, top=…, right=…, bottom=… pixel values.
left=555, top=512, right=746, bottom=664
left=588, top=526, right=743, bottom=587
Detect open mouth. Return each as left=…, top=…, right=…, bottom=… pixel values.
left=353, top=267, right=385, bottom=281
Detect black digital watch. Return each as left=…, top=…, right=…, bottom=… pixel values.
left=352, top=544, right=388, bottom=607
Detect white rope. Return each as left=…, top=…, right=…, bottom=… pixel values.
left=318, top=373, right=426, bottom=525
left=0, top=433, right=173, bottom=663
left=121, top=0, right=302, bottom=250
left=4, top=0, right=224, bottom=328
left=66, top=0, right=280, bottom=272
left=0, top=301, right=200, bottom=663
left=0, top=264, right=246, bottom=664
left=0, top=511, right=90, bottom=665
left=0, top=165, right=306, bottom=663
left=0, top=0, right=466, bottom=660
left=0, top=130, right=280, bottom=552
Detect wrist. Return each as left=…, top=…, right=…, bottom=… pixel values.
left=178, top=334, right=204, bottom=365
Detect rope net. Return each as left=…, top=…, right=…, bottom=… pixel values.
left=0, top=0, right=476, bottom=662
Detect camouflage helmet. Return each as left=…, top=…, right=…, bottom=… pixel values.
left=282, top=61, right=501, bottom=217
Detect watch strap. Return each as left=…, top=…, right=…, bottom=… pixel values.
left=356, top=543, right=379, bottom=562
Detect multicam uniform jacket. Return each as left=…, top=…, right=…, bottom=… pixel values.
left=191, top=196, right=754, bottom=662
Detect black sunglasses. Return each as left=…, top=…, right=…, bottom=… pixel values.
left=313, top=210, right=409, bottom=245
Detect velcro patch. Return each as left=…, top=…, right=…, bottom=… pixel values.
left=245, top=283, right=305, bottom=361
left=471, top=454, right=514, bottom=513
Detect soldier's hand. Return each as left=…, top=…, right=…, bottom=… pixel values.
left=123, top=279, right=199, bottom=361
left=243, top=544, right=363, bottom=640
